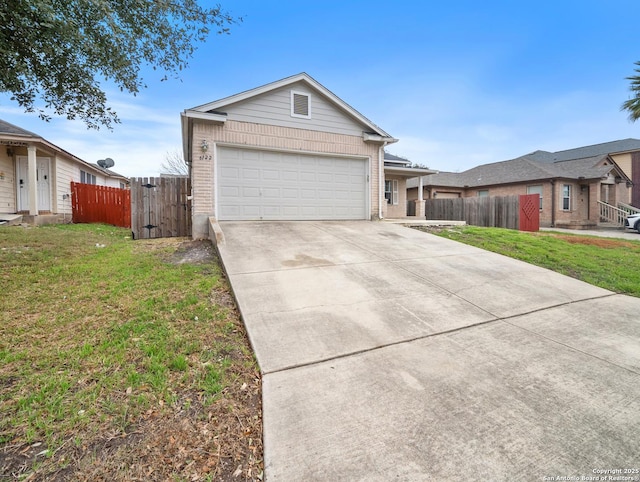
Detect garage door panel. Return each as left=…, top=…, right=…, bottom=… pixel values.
left=282, top=206, right=301, bottom=216
left=300, top=172, right=317, bottom=182
left=282, top=170, right=298, bottom=181
left=263, top=187, right=281, bottom=198
left=220, top=185, right=240, bottom=196
left=220, top=166, right=240, bottom=178
left=218, top=147, right=367, bottom=220
left=239, top=206, right=261, bottom=217
left=282, top=188, right=298, bottom=198
left=240, top=150, right=260, bottom=161
left=240, top=168, right=259, bottom=180
left=300, top=189, right=316, bottom=199
left=262, top=169, right=281, bottom=181
left=317, top=158, right=334, bottom=167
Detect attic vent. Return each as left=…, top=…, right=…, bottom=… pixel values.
left=291, top=91, right=311, bottom=118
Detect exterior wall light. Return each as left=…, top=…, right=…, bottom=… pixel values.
left=201, top=140, right=209, bottom=152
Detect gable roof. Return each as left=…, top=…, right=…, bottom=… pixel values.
left=184, top=72, right=396, bottom=140
left=0, top=119, right=40, bottom=138
left=90, top=163, right=128, bottom=181
left=0, top=118, right=128, bottom=180
left=410, top=154, right=629, bottom=189
left=525, top=138, right=640, bottom=163
left=384, top=151, right=411, bottom=166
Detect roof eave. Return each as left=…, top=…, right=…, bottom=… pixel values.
left=363, top=133, right=398, bottom=144
left=384, top=166, right=437, bottom=178
left=182, top=110, right=227, bottom=123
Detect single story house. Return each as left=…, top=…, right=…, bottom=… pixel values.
left=526, top=139, right=640, bottom=207
left=0, top=119, right=129, bottom=224
left=181, top=73, right=433, bottom=239
left=407, top=148, right=632, bottom=228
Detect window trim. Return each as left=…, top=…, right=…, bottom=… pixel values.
left=385, top=179, right=399, bottom=205
left=290, top=90, right=311, bottom=119
left=527, top=185, right=543, bottom=210
left=80, top=170, right=97, bottom=185
left=562, top=184, right=571, bottom=211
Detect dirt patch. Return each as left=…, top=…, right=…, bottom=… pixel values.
left=539, top=233, right=639, bottom=250
left=170, top=239, right=217, bottom=265
left=66, top=378, right=262, bottom=482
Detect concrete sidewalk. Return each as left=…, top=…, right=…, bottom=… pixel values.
left=541, top=226, right=640, bottom=241
left=215, top=221, right=640, bottom=481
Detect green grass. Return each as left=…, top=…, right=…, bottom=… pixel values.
left=0, top=224, right=258, bottom=467
left=424, top=226, right=640, bottom=296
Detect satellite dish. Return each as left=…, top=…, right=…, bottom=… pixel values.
left=97, top=158, right=115, bottom=169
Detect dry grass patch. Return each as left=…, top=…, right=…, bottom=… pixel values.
left=0, top=224, right=262, bottom=481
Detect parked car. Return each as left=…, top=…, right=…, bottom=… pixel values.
left=624, top=213, right=640, bottom=233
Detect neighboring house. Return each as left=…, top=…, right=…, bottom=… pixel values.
left=525, top=138, right=640, bottom=207
left=181, top=72, right=433, bottom=238
left=0, top=119, right=129, bottom=224
left=408, top=147, right=633, bottom=228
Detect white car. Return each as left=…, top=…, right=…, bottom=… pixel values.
left=624, top=213, right=640, bottom=233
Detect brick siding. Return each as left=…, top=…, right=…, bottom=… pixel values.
left=191, top=120, right=381, bottom=219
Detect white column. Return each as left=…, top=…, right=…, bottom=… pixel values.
left=27, top=144, right=38, bottom=215
left=418, top=176, right=424, bottom=201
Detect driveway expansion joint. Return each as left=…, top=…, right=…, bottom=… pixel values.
left=261, top=293, right=619, bottom=376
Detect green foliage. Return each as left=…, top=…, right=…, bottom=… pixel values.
left=0, top=0, right=239, bottom=129
left=621, top=61, right=640, bottom=122
left=0, top=223, right=254, bottom=455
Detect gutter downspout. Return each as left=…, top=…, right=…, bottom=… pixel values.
left=550, top=179, right=556, bottom=227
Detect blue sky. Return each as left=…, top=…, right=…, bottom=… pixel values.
left=2, top=0, right=640, bottom=177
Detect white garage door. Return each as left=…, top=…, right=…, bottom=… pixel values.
left=217, top=147, right=368, bottom=220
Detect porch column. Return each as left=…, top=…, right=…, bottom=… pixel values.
left=27, top=144, right=38, bottom=216
left=414, top=176, right=425, bottom=218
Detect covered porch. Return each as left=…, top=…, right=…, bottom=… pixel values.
left=382, top=164, right=435, bottom=219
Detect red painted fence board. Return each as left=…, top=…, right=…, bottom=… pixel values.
left=71, top=182, right=131, bottom=228
left=519, top=193, right=540, bottom=232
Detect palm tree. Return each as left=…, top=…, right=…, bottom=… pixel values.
left=622, top=61, right=640, bottom=122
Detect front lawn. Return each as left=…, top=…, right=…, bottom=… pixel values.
left=418, top=226, right=640, bottom=297
left=0, top=224, right=262, bottom=481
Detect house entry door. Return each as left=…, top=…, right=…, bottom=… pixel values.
left=16, top=156, right=51, bottom=211
left=16, top=157, right=29, bottom=211
left=36, top=158, right=51, bottom=211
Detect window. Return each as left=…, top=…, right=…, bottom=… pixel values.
left=478, top=190, right=489, bottom=197
left=80, top=170, right=97, bottom=185
left=527, top=185, right=543, bottom=210
left=385, top=179, right=399, bottom=205
left=562, top=184, right=571, bottom=211
left=291, top=91, right=311, bottom=118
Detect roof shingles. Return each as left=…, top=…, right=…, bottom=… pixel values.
left=412, top=141, right=636, bottom=189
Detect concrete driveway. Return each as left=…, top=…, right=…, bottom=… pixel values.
left=214, top=221, right=640, bottom=481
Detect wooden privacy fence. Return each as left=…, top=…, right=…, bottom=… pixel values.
left=71, top=182, right=131, bottom=228
left=130, top=177, right=192, bottom=239
left=425, top=194, right=539, bottom=231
